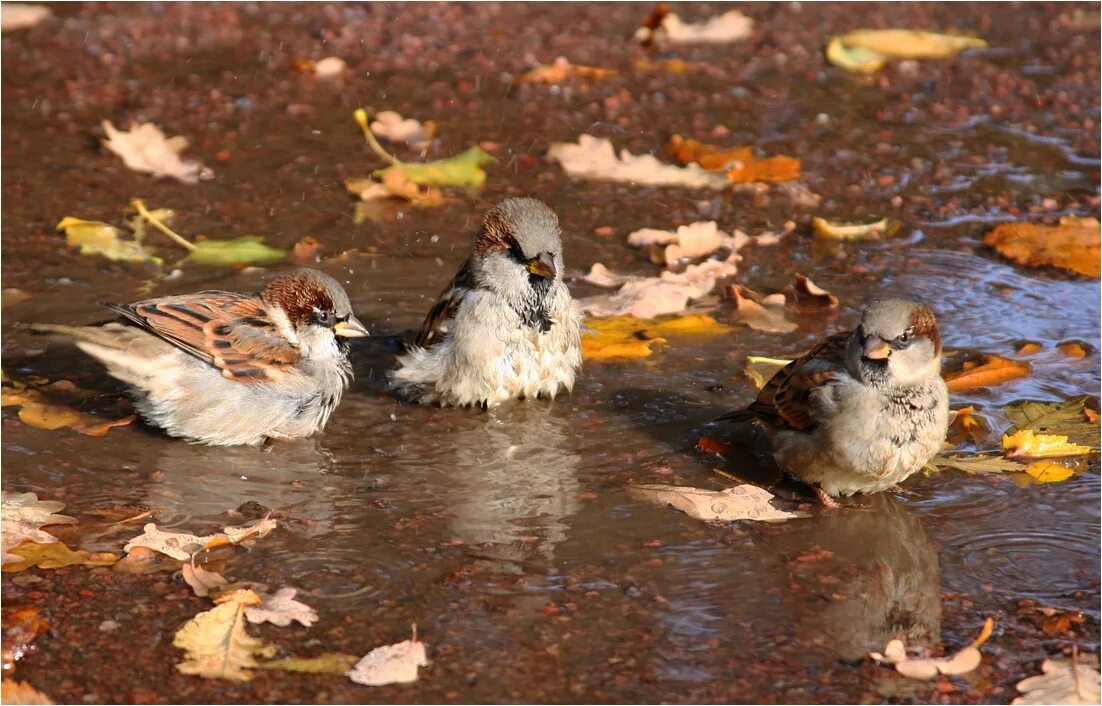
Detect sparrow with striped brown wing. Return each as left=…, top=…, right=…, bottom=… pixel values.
left=390, top=197, right=583, bottom=407
left=32, top=268, right=368, bottom=446
left=723, top=299, right=949, bottom=504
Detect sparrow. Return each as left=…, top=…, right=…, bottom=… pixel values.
left=722, top=298, right=949, bottom=504
left=31, top=268, right=368, bottom=446
left=390, top=197, right=583, bottom=407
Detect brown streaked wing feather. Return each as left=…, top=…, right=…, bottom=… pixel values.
left=750, top=331, right=851, bottom=431
left=106, top=292, right=300, bottom=383
left=413, top=258, right=476, bottom=349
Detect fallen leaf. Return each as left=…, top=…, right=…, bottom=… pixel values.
left=811, top=216, right=901, bottom=240
left=186, top=236, right=287, bottom=267
left=2, top=541, right=118, bottom=572
left=548, top=134, right=728, bottom=189
left=355, top=109, right=493, bottom=188
left=245, top=588, right=318, bottom=628
left=289, top=236, right=322, bottom=265
left=124, top=517, right=277, bottom=561
left=258, top=653, right=359, bottom=675
left=943, top=355, right=1031, bottom=392
left=580, top=258, right=739, bottom=318
left=2, top=605, right=49, bottom=672
left=827, top=29, right=987, bottom=73
left=221, top=517, right=278, bottom=544
left=1058, top=341, right=1089, bottom=357
left=370, top=111, right=434, bottom=148
left=744, top=356, right=792, bottom=389
left=947, top=405, right=987, bottom=444
left=1002, top=430, right=1092, bottom=459
left=628, top=483, right=807, bottom=522
left=1, top=491, right=76, bottom=564
left=56, top=217, right=158, bottom=264
left=523, top=57, right=617, bottom=83
left=668, top=135, right=801, bottom=183
left=348, top=626, right=429, bottom=686
left=173, top=589, right=275, bottom=682
left=1042, top=611, right=1086, bottom=636
left=695, top=437, right=732, bottom=460
left=2, top=288, right=32, bottom=307
left=313, top=56, right=346, bottom=78
left=1016, top=342, right=1044, bottom=355
left=0, top=680, right=53, bottom=704
left=933, top=453, right=1028, bottom=475
left=1004, top=397, right=1098, bottom=443
left=637, top=9, right=753, bottom=45
left=345, top=170, right=445, bottom=208
left=727, top=286, right=797, bottom=333
left=101, top=121, right=209, bottom=184
left=627, top=221, right=746, bottom=265
left=1, top=3, right=49, bottom=31
left=1023, top=461, right=1077, bottom=483
left=113, top=545, right=181, bottom=575
left=181, top=564, right=229, bottom=598
left=581, top=314, right=734, bottom=361
left=985, top=217, right=1100, bottom=278
left=14, top=402, right=135, bottom=437
left=1013, top=654, right=1101, bottom=704
left=871, top=618, right=992, bottom=680
left=783, top=274, right=838, bottom=310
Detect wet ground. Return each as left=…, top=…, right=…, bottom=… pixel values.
left=2, top=2, right=1100, bottom=703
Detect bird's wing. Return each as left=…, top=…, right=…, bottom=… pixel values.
left=743, top=331, right=852, bottom=431
left=105, top=292, right=300, bottom=382
left=413, top=257, right=477, bottom=349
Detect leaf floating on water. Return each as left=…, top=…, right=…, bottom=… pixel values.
left=369, top=111, right=434, bottom=149
left=811, top=216, right=901, bottom=240
left=637, top=8, right=753, bottom=45
left=581, top=314, right=734, bottom=361
left=628, top=483, right=807, bottom=522
left=101, top=121, right=210, bottom=184
left=628, top=221, right=748, bottom=266
left=173, top=589, right=275, bottom=682
left=124, top=517, right=277, bottom=561
left=727, top=285, right=797, bottom=333
left=56, top=217, right=159, bottom=265
left=827, top=29, right=987, bottom=73
left=2, top=541, right=118, bottom=572
left=580, top=258, right=740, bottom=318
left=1002, top=429, right=1092, bottom=459
left=1004, top=397, right=1098, bottom=442
left=348, top=626, right=429, bottom=686
left=0, top=680, right=54, bottom=705
left=1013, top=653, right=1101, bottom=704
left=258, top=653, right=360, bottom=675
left=548, top=134, right=728, bottom=189
left=783, top=274, right=839, bottom=311
left=1, top=3, right=51, bottom=32
left=984, top=217, right=1101, bottom=278
left=0, top=491, right=76, bottom=564
left=354, top=109, right=494, bottom=188
left=943, top=354, right=1030, bottom=391
left=345, top=169, right=446, bottom=208
left=245, top=588, right=318, bottom=628
left=744, top=356, right=792, bottom=390
left=181, top=564, right=229, bottom=598
left=1023, top=461, right=1077, bottom=483
left=522, top=56, right=617, bottom=84
left=185, top=236, right=287, bottom=267
left=667, top=135, right=801, bottom=184
left=870, top=618, right=992, bottom=680
left=933, top=453, right=1028, bottom=476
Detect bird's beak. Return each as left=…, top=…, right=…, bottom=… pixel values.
left=526, top=252, right=557, bottom=280
left=334, top=315, right=370, bottom=338
left=863, top=336, right=891, bottom=360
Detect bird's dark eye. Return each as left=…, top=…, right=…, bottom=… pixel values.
left=313, top=307, right=335, bottom=327
left=895, top=330, right=913, bottom=347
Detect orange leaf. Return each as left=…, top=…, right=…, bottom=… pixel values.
left=984, top=217, right=1100, bottom=278
left=1016, top=342, right=1043, bottom=355
left=696, top=437, right=733, bottom=458
left=667, top=135, right=800, bottom=183
left=944, top=355, right=1030, bottom=392
left=1057, top=341, right=1088, bottom=358
left=522, top=57, right=617, bottom=83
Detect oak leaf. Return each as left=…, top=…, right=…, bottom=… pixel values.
left=348, top=626, right=429, bottom=686
left=1, top=491, right=76, bottom=564
left=1013, top=654, right=1101, bottom=704
left=173, top=589, right=275, bottom=682
left=245, top=588, right=318, bottom=628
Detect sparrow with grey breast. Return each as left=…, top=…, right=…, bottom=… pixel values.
left=722, top=299, right=949, bottom=505
left=390, top=197, right=583, bottom=407
left=32, top=268, right=368, bottom=446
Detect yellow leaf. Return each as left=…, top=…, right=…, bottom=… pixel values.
left=1, top=680, right=54, bottom=705
left=2, top=541, right=118, bottom=572
left=744, top=356, right=792, bottom=389
left=825, top=36, right=885, bottom=73
left=174, top=589, right=274, bottom=682
left=523, top=57, right=617, bottom=83
left=944, top=355, right=1031, bottom=391
left=984, top=217, right=1100, bottom=278
left=827, top=30, right=987, bottom=73
left=1002, top=429, right=1092, bottom=458
left=56, top=217, right=157, bottom=264
left=1023, top=461, right=1076, bottom=483
left=811, top=216, right=901, bottom=240
left=581, top=314, right=734, bottom=361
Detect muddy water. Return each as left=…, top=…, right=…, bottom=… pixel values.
left=2, top=3, right=1100, bottom=703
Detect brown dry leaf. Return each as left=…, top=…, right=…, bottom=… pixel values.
left=0, top=680, right=54, bottom=705
left=1086, top=409, right=1100, bottom=423
left=1013, top=653, right=1101, bottom=704
left=174, top=589, right=275, bottom=682
left=668, top=135, right=801, bottom=183
left=1002, top=430, right=1092, bottom=459
left=289, top=237, right=322, bottom=265
left=181, top=564, right=229, bottom=598
left=1004, top=397, right=1098, bottom=443
left=2, top=541, right=117, bottom=572
left=1, top=491, right=76, bottom=564
left=943, top=355, right=1030, bottom=392
left=245, top=588, right=318, bottom=628
left=2, top=605, right=49, bottom=673
left=984, top=217, right=1100, bottom=278
left=523, top=57, right=617, bottom=83
left=581, top=314, right=734, bottom=361
left=871, top=617, right=992, bottom=680
left=124, top=517, right=276, bottom=561
left=3, top=375, right=134, bottom=436
left=101, top=121, right=209, bottom=184
left=933, top=453, right=1028, bottom=475
left=783, top=273, right=838, bottom=310
left=1042, top=611, right=1086, bottom=636
left=628, top=483, right=807, bottom=522
left=727, top=285, right=797, bottom=333
left=348, top=626, right=429, bottom=686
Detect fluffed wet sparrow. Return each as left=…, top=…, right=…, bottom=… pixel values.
left=390, top=197, right=583, bottom=407
left=32, top=268, right=368, bottom=446
left=722, top=299, right=949, bottom=504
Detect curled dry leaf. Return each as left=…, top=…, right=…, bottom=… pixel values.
left=548, top=134, right=728, bottom=189
left=943, top=355, right=1030, bottom=392
left=580, top=258, right=739, bottom=318
left=349, top=626, right=429, bottom=686
left=245, top=588, right=318, bottom=628
left=582, top=314, right=734, bottom=361
left=1, top=491, right=76, bottom=564
left=811, top=216, right=901, bottom=240
left=173, top=589, right=275, bottom=682
left=370, top=111, right=433, bottom=148
left=1013, top=654, right=1101, bottom=704
left=871, top=617, right=992, bottom=680
left=783, top=274, right=838, bottom=310
left=984, top=217, right=1100, bottom=278
left=627, top=221, right=747, bottom=265
left=522, top=56, right=617, bottom=83
left=727, top=285, right=797, bottom=334
left=124, top=516, right=277, bottom=561
left=628, top=483, right=807, bottom=522
left=1002, top=430, right=1092, bottom=459
left=667, top=135, right=801, bottom=184
left=181, top=564, right=229, bottom=598
left=0, top=680, right=54, bottom=705
left=289, top=236, right=322, bottom=265
left=101, top=121, right=209, bottom=184
left=827, top=29, right=987, bottom=73
left=637, top=9, right=753, bottom=45
left=345, top=169, right=445, bottom=208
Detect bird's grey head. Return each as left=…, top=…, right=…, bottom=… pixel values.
left=262, top=268, right=368, bottom=358
left=471, top=197, right=565, bottom=314
left=847, top=298, right=941, bottom=387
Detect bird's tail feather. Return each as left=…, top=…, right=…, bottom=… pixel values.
left=29, top=322, right=130, bottom=350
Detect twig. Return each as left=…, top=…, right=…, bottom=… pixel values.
left=130, top=199, right=197, bottom=252
left=353, top=109, right=400, bottom=165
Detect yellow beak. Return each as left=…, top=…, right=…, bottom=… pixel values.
left=333, top=315, right=370, bottom=338
left=526, top=252, right=557, bottom=280
left=863, top=337, right=891, bottom=360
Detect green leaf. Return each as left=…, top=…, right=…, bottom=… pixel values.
left=258, top=653, right=359, bottom=675
left=185, top=236, right=287, bottom=267
left=57, top=217, right=161, bottom=265
left=1004, top=397, right=1097, bottom=443
left=374, top=145, right=496, bottom=188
